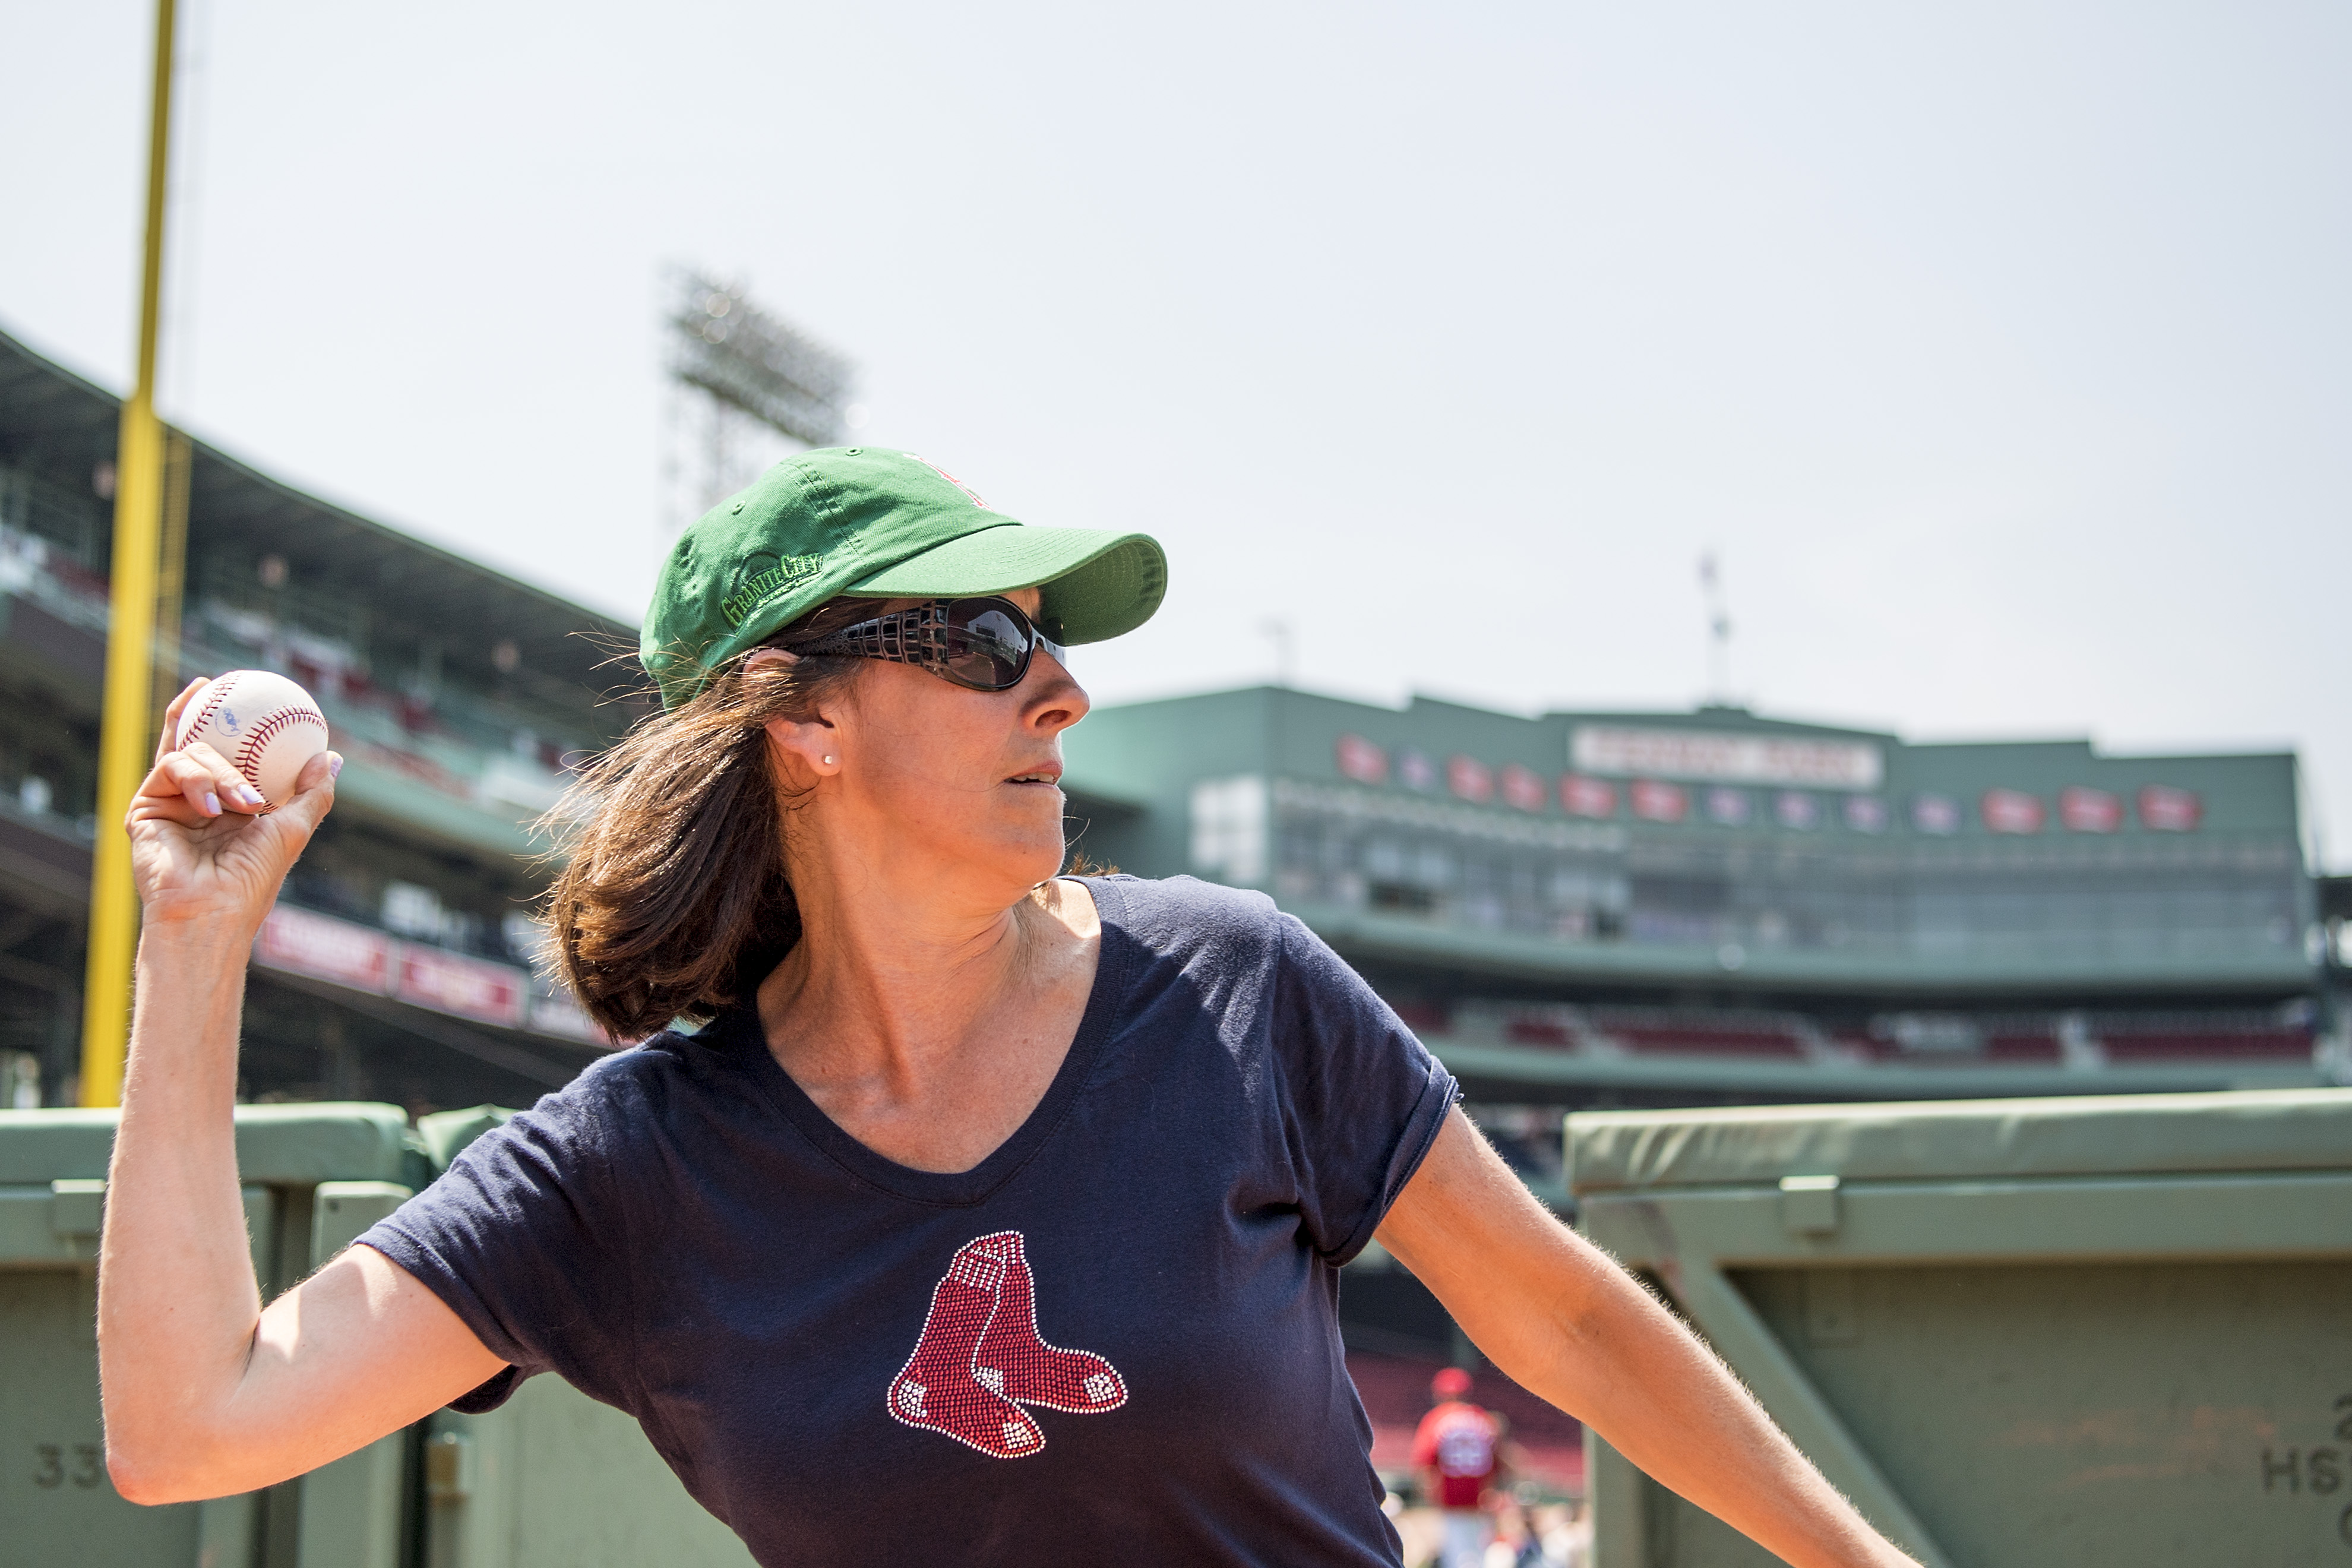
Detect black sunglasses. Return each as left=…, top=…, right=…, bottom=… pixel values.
left=789, top=597, right=1069, bottom=693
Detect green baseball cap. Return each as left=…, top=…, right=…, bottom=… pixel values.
left=643, top=446, right=1168, bottom=709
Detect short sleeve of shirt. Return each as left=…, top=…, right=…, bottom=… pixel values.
left=358, top=1069, right=638, bottom=1413
left=1267, top=909, right=1459, bottom=1263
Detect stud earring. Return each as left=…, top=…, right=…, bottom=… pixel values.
left=823, top=755, right=835, bottom=766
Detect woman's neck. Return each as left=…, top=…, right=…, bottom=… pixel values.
left=753, top=852, right=1101, bottom=1174
left=767, top=887, right=1036, bottom=1057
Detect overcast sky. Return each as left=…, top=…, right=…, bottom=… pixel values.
left=6, top=1, right=2348, bottom=865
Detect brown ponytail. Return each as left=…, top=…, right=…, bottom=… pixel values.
left=544, top=602, right=870, bottom=1041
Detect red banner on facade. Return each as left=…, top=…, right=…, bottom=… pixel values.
left=2059, top=786, right=2123, bottom=833
left=1560, top=774, right=1618, bottom=818
left=1630, top=779, right=1688, bottom=823
left=1499, top=763, right=1546, bottom=813
left=255, top=902, right=599, bottom=1038
left=254, top=905, right=394, bottom=994
left=1981, top=789, right=2046, bottom=834
left=396, top=944, right=529, bottom=1029
left=2138, top=785, right=2203, bottom=832
left=1447, top=754, right=1493, bottom=804
left=1335, top=734, right=1387, bottom=785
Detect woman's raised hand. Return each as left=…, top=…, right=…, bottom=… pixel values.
left=128, top=676, right=340, bottom=933
left=103, top=679, right=506, bottom=1507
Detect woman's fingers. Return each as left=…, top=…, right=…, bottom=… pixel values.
left=129, top=742, right=264, bottom=827
left=135, top=679, right=243, bottom=824
left=180, top=741, right=267, bottom=816
left=268, top=751, right=342, bottom=840
left=153, top=677, right=210, bottom=767
left=130, top=754, right=223, bottom=826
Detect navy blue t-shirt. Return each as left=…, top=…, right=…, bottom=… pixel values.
left=361, top=875, right=1459, bottom=1566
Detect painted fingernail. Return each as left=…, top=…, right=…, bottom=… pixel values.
left=327, top=754, right=344, bottom=779
left=204, top=792, right=220, bottom=816
left=235, top=783, right=265, bottom=807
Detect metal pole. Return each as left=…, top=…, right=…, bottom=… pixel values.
left=81, top=0, right=179, bottom=1108
left=152, top=426, right=194, bottom=736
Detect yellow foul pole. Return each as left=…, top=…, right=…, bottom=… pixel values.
left=81, top=0, right=181, bottom=1108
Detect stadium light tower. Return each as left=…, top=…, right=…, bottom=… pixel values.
left=662, top=270, right=857, bottom=526
left=1697, top=550, right=1734, bottom=706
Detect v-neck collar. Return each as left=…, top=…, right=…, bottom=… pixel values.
left=716, top=877, right=1132, bottom=1208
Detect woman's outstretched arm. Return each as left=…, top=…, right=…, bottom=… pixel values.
left=99, top=680, right=506, bottom=1506
left=1374, top=1108, right=1921, bottom=1568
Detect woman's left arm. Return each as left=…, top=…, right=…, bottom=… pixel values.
left=1374, top=1108, right=1921, bottom=1568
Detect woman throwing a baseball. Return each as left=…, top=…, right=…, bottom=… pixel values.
left=99, top=448, right=1918, bottom=1567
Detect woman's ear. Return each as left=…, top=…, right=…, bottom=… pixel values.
left=765, top=714, right=842, bottom=778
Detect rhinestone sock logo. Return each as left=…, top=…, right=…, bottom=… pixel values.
left=887, top=1231, right=1126, bottom=1458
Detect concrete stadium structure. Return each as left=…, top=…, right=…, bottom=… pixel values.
left=0, top=327, right=641, bottom=1114
left=9, top=320, right=2350, bottom=1405
left=7, top=319, right=2348, bottom=1141
left=1067, top=687, right=2346, bottom=1113
left=1062, top=690, right=2350, bottom=1376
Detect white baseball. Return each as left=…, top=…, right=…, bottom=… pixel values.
left=176, top=669, right=331, bottom=812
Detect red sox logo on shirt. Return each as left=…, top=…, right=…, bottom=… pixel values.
left=886, top=1231, right=1126, bottom=1458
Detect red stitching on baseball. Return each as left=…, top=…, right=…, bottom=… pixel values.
left=232, top=704, right=328, bottom=811
left=181, top=678, right=238, bottom=747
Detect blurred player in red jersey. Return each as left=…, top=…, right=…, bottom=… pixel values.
left=1413, top=1366, right=1504, bottom=1568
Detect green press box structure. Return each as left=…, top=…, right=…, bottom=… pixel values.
left=1569, top=1089, right=2352, bottom=1567
left=0, top=1104, right=750, bottom=1568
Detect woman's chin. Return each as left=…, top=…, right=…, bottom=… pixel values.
left=943, top=832, right=1070, bottom=894
left=988, top=798, right=1072, bottom=860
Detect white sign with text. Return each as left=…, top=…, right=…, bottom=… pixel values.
left=1570, top=725, right=1883, bottom=791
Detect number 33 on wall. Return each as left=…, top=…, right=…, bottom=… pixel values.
left=31, top=1441, right=104, bottom=1490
